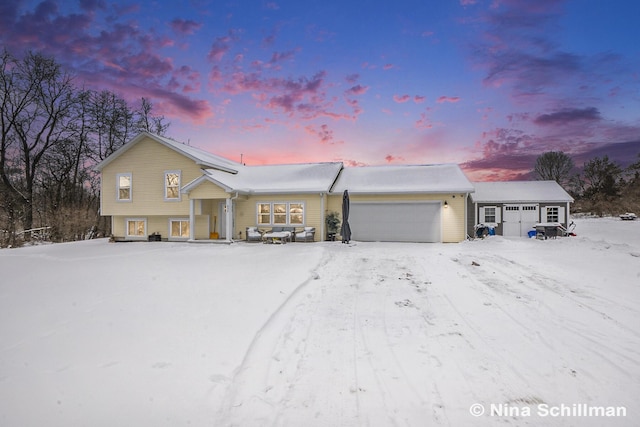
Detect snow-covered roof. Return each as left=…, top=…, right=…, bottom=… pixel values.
left=94, top=131, right=240, bottom=173
left=470, top=181, right=574, bottom=203
left=330, top=164, right=475, bottom=194
left=194, top=162, right=344, bottom=194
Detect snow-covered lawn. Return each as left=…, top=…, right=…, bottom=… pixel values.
left=1, top=217, right=639, bottom=426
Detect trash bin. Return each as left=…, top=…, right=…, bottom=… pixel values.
left=148, top=233, right=161, bottom=242
left=527, top=230, right=536, bottom=238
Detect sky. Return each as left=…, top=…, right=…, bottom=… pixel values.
left=1, top=0, right=639, bottom=181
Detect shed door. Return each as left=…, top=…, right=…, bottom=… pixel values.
left=503, top=204, right=539, bottom=237
left=349, top=202, right=441, bottom=242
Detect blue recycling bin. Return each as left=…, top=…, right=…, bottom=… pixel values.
left=528, top=230, right=536, bottom=238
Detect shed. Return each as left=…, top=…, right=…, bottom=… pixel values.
left=467, top=181, right=574, bottom=237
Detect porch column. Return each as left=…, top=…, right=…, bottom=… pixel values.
left=189, top=198, right=196, bottom=240
left=225, top=198, right=233, bottom=241
left=320, top=193, right=325, bottom=241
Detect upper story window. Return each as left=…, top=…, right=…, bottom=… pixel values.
left=165, top=171, right=181, bottom=201
left=117, top=173, right=132, bottom=201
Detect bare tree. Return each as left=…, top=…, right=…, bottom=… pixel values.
left=136, top=97, right=170, bottom=135
left=534, top=151, right=575, bottom=187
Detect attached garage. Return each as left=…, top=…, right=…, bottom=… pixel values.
left=349, top=202, right=441, bottom=242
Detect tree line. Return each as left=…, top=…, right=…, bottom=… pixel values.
left=1, top=49, right=169, bottom=247
left=534, top=151, right=640, bottom=216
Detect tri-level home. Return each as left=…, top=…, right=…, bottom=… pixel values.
left=95, top=132, right=475, bottom=243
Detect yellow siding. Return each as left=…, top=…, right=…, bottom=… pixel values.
left=234, top=194, right=324, bottom=241
left=101, top=136, right=205, bottom=216
left=188, top=180, right=229, bottom=199
left=326, top=193, right=467, bottom=243
left=112, top=215, right=210, bottom=240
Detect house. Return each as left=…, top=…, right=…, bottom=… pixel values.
left=95, top=132, right=473, bottom=243
left=467, top=181, right=574, bottom=238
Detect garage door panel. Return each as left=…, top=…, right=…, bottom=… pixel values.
left=349, top=202, right=441, bottom=242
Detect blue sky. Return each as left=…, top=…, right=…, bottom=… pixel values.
left=1, top=0, right=638, bottom=180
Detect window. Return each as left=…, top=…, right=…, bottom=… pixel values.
left=165, top=171, right=181, bottom=200
left=546, top=206, right=559, bottom=222
left=170, top=219, right=190, bottom=239
left=117, top=173, right=132, bottom=201
left=289, top=203, right=304, bottom=225
left=126, top=218, right=146, bottom=238
left=484, top=207, right=497, bottom=223
left=258, top=203, right=271, bottom=225
left=257, top=202, right=305, bottom=225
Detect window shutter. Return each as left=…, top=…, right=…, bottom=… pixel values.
left=479, top=206, right=485, bottom=223
left=558, top=206, right=565, bottom=224
left=495, top=206, right=502, bottom=223
left=541, top=207, right=548, bottom=222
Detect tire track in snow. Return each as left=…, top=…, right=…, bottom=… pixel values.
left=216, top=245, right=441, bottom=426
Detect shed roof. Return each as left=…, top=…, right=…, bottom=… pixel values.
left=330, top=164, right=475, bottom=194
left=470, top=181, right=574, bottom=203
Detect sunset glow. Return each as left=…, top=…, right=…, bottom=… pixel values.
left=1, top=0, right=638, bottom=180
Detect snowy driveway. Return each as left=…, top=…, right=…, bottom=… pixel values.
left=217, top=233, right=640, bottom=426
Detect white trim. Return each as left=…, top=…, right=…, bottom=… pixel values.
left=164, top=170, right=182, bottom=201
left=116, top=173, right=132, bottom=202
left=125, top=217, right=147, bottom=240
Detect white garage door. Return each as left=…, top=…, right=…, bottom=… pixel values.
left=349, top=202, right=441, bottom=242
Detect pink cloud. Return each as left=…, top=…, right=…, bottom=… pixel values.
left=437, top=96, right=461, bottom=103
left=393, top=94, right=411, bottom=103
left=414, top=95, right=426, bottom=103
left=385, top=154, right=405, bottom=163
left=383, top=63, right=395, bottom=70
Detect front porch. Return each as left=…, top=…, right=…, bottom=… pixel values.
left=182, top=175, right=239, bottom=242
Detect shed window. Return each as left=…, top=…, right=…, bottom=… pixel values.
left=546, top=207, right=559, bottom=222
left=484, top=207, right=497, bottom=223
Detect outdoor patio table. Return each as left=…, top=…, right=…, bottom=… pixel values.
left=262, top=231, right=291, bottom=244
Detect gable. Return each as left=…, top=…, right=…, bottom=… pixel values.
left=187, top=179, right=229, bottom=199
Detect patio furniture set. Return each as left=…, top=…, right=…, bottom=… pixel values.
left=246, top=226, right=316, bottom=244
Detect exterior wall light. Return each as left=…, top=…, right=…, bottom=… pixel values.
left=444, top=201, right=448, bottom=208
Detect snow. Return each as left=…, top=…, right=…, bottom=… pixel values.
left=331, top=164, right=475, bottom=194
left=203, top=162, right=343, bottom=194
left=1, top=217, right=639, bottom=426
left=471, top=181, right=574, bottom=203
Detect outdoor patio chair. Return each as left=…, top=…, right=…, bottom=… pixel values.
left=295, top=227, right=316, bottom=242
left=246, top=227, right=264, bottom=242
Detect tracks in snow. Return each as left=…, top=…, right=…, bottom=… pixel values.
left=216, top=244, right=444, bottom=426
